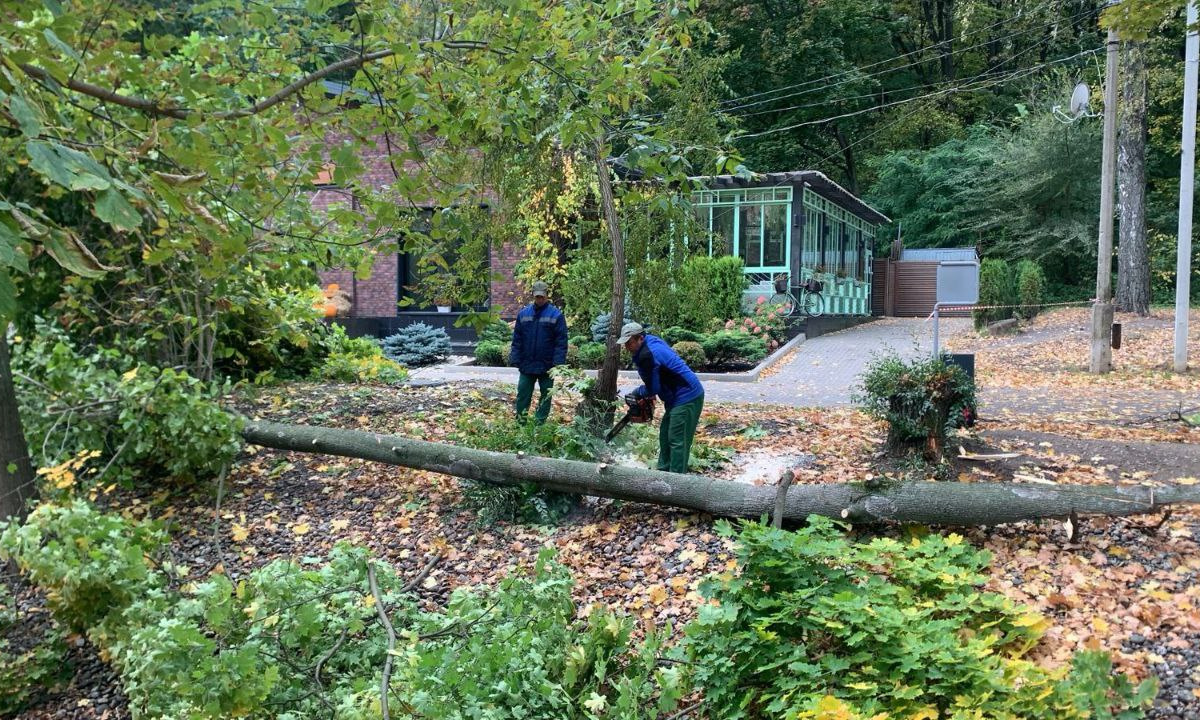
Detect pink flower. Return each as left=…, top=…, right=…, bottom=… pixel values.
left=743, top=317, right=752, bottom=326
left=725, top=319, right=735, bottom=330
left=756, top=296, right=766, bottom=305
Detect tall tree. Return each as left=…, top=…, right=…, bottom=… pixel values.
left=1117, top=40, right=1151, bottom=315
left=0, top=0, right=730, bottom=514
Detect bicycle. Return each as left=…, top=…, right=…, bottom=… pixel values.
left=767, top=274, right=824, bottom=318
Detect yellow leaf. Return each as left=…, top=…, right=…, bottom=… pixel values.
left=292, top=522, right=310, bottom=536
left=669, top=577, right=688, bottom=594
left=121, top=367, right=138, bottom=382
left=422, top=575, right=438, bottom=590
left=1177, top=476, right=1198, bottom=486
left=263, top=614, right=280, bottom=628
left=1092, top=617, right=1109, bottom=633
left=648, top=585, right=668, bottom=605
left=330, top=518, right=349, bottom=531
left=363, top=593, right=376, bottom=608
left=230, top=524, right=249, bottom=543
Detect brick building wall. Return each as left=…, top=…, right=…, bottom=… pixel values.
left=310, top=130, right=526, bottom=320
left=489, top=241, right=525, bottom=318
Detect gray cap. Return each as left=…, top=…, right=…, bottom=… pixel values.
left=531, top=281, right=549, bottom=297
left=615, top=321, right=644, bottom=345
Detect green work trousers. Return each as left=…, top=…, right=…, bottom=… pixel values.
left=658, top=394, right=704, bottom=473
left=515, top=372, right=554, bottom=424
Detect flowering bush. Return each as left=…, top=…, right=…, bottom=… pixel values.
left=719, top=299, right=787, bottom=353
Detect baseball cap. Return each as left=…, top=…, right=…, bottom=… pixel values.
left=531, top=281, right=549, bottom=297
left=615, top=322, right=644, bottom=345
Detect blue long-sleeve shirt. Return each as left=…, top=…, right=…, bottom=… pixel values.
left=509, top=303, right=568, bottom=375
left=632, top=334, right=704, bottom=409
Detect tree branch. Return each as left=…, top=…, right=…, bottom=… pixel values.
left=19, top=39, right=501, bottom=122
left=368, top=560, right=398, bottom=720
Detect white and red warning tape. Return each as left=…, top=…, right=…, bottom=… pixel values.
left=925, top=299, right=1096, bottom=320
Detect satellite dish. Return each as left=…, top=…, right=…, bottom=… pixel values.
left=1069, top=83, right=1090, bottom=117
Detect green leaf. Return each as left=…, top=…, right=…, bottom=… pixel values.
left=7, top=95, right=42, bottom=138
left=94, top=188, right=142, bottom=231
left=0, top=270, right=16, bottom=321
left=25, top=141, right=73, bottom=187
left=0, top=220, right=29, bottom=273
left=42, top=28, right=82, bottom=62
left=42, top=229, right=114, bottom=278
left=25, top=141, right=113, bottom=191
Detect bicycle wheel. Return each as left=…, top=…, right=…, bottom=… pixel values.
left=767, top=292, right=798, bottom=317
left=802, top=290, right=824, bottom=318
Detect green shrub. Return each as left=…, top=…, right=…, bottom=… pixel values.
left=215, top=274, right=330, bottom=380
left=12, top=325, right=243, bottom=485
left=854, top=353, right=975, bottom=460
left=474, top=341, right=507, bottom=367
left=0, top=583, right=70, bottom=716
left=576, top=342, right=608, bottom=369
left=382, top=322, right=452, bottom=366
left=312, top=326, right=408, bottom=384
left=1017, top=260, right=1047, bottom=319
left=562, top=245, right=613, bottom=331
left=661, top=326, right=704, bottom=345
left=975, top=258, right=1017, bottom=329
left=478, top=319, right=514, bottom=346
left=701, top=330, right=767, bottom=366
left=710, top=256, right=748, bottom=321
left=452, top=415, right=595, bottom=523
left=396, top=549, right=680, bottom=719
left=0, top=501, right=167, bottom=636
left=672, top=340, right=708, bottom=369
left=630, top=259, right=679, bottom=331
left=671, top=255, right=747, bottom=329
left=4, top=503, right=680, bottom=719
left=684, top=518, right=1157, bottom=720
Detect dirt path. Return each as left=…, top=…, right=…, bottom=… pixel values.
left=978, top=429, right=1200, bottom=484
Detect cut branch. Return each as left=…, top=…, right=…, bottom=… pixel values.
left=243, top=420, right=1200, bottom=527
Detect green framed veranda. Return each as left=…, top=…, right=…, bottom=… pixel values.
left=688, top=172, right=890, bottom=316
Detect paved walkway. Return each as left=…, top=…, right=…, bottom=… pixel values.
left=410, top=317, right=964, bottom=407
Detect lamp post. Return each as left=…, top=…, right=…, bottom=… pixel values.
left=1090, top=27, right=1120, bottom=374
left=1175, top=2, right=1198, bottom=373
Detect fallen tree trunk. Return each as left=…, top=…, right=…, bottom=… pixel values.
left=243, top=420, right=1200, bottom=527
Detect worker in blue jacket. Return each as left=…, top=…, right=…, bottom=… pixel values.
left=509, top=281, right=568, bottom=424
left=616, top=322, right=705, bottom=473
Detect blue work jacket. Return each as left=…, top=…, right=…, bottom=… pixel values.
left=632, top=334, right=704, bottom=410
left=509, top=303, right=568, bottom=375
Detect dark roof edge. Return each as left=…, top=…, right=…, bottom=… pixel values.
left=689, top=170, right=891, bottom=225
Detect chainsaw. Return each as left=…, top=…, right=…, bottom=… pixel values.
left=605, top=392, right=656, bottom=443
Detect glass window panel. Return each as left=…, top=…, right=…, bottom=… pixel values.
left=712, top=206, right=734, bottom=255
left=763, top=204, right=786, bottom=267
left=739, top=203, right=763, bottom=267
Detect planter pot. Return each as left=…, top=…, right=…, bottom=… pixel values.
left=436, top=305, right=451, bottom=313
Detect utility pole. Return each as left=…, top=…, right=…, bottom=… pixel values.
left=1175, top=2, right=1198, bottom=373
left=1091, top=27, right=1120, bottom=374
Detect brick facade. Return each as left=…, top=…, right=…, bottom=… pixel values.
left=311, top=132, right=526, bottom=320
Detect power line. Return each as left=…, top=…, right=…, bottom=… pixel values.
left=732, top=20, right=1077, bottom=121
left=738, top=46, right=1102, bottom=140
left=712, top=1, right=1096, bottom=112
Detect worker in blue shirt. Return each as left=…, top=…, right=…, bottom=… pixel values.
left=616, top=322, right=705, bottom=473
left=509, top=281, right=568, bottom=424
